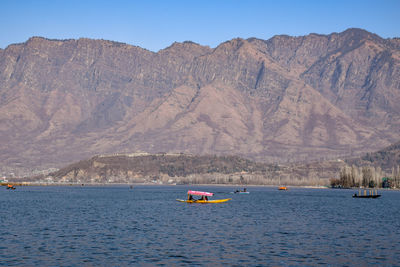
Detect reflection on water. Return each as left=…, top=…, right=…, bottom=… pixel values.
left=1, top=186, right=399, bottom=266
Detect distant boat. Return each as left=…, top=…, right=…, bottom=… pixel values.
left=353, top=189, right=381, bottom=198
left=6, top=184, right=16, bottom=190
left=177, top=190, right=232, bottom=203
left=353, top=194, right=381, bottom=198
left=232, top=188, right=249, bottom=194
left=277, top=176, right=287, bottom=190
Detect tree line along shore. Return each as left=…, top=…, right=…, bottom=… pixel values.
left=3, top=144, right=399, bottom=188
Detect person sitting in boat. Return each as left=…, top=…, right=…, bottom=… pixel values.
left=243, top=188, right=247, bottom=192
left=188, top=195, right=194, bottom=201
left=199, top=195, right=208, bottom=201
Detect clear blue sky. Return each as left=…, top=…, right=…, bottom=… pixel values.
left=1, top=0, right=399, bottom=51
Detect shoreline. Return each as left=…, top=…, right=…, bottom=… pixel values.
left=1, top=181, right=328, bottom=187
left=3, top=182, right=397, bottom=190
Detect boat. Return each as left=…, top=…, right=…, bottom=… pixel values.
left=6, top=184, right=16, bottom=190
left=353, top=189, right=381, bottom=198
left=353, top=194, right=381, bottom=198
left=176, top=190, right=232, bottom=203
left=232, top=188, right=249, bottom=194
left=277, top=176, right=288, bottom=190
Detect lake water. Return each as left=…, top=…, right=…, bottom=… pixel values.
left=1, top=185, right=399, bottom=266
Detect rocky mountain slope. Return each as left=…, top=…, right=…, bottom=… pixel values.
left=1, top=28, right=400, bottom=176
left=346, top=141, right=400, bottom=172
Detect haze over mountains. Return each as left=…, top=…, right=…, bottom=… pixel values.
left=1, top=28, right=400, bottom=176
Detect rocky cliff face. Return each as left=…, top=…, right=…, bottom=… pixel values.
left=1, top=29, right=399, bottom=176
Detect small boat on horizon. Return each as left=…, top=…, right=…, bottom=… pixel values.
left=353, top=189, right=381, bottom=198
left=177, top=190, right=232, bottom=203
left=232, top=188, right=249, bottom=194
left=278, top=186, right=288, bottom=190
left=6, top=184, right=16, bottom=190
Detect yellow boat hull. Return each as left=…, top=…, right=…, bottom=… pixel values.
left=176, top=198, right=232, bottom=203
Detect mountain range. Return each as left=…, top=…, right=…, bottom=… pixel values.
left=1, top=28, right=400, bottom=176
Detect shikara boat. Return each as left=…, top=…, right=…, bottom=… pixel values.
left=177, top=190, right=232, bottom=203
left=353, top=189, right=381, bottom=198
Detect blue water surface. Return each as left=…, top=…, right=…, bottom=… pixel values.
left=1, top=185, right=399, bottom=266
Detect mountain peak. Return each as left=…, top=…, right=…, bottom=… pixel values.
left=161, top=40, right=205, bottom=51
left=26, top=36, right=76, bottom=45
left=214, top=38, right=249, bottom=53
left=336, top=28, right=382, bottom=43
left=158, top=40, right=211, bottom=58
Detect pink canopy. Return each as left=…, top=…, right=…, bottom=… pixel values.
left=187, top=190, right=213, bottom=196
